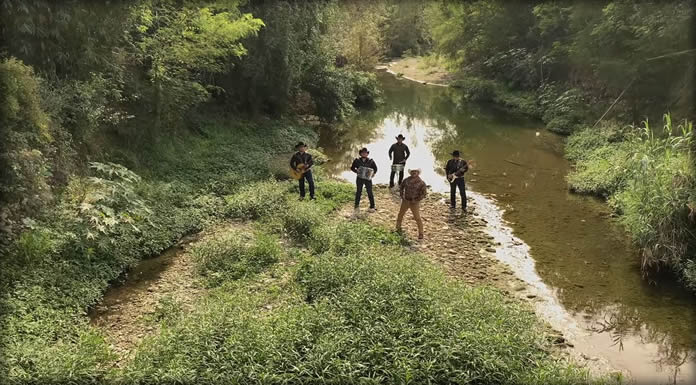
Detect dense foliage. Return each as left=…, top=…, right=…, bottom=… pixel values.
left=425, top=0, right=694, bottom=134
left=0, top=0, right=383, bottom=247
left=567, top=116, right=696, bottom=290
left=119, top=184, right=597, bottom=385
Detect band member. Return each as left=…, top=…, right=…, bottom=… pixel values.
left=351, top=147, right=378, bottom=211
left=290, top=142, right=315, bottom=200
left=445, top=150, right=468, bottom=211
left=388, top=134, right=410, bottom=188
left=396, top=168, right=427, bottom=239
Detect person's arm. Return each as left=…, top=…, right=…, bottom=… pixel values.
left=388, top=144, right=394, bottom=161
left=455, top=160, right=468, bottom=176
left=350, top=159, right=358, bottom=173
left=290, top=154, right=297, bottom=170
left=399, top=177, right=408, bottom=197
left=305, top=153, right=314, bottom=169
left=404, top=145, right=410, bottom=161
left=371, top=159, right=378, bottom=174
left=444, top=160, right=451, bottom=175
left=417, top=181, right=427, bottom=201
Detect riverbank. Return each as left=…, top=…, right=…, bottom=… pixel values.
left=379, top=56, right=453, bottom=86
left=346, top=186, right=618, bottom=377
left=384, top=56, right=696, bottom=294
left=354, top=66, right=696, bottom=383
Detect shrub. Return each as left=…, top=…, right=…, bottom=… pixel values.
left=280, top=202, right=325, bottom=241
left=345, top=70, right=381, bottom=108
left=224, top=180, right=289, bottom=220
left=568, top=115, right=696, bottom=290
left=124, top=236, right=592, bottom=384
left=609, top=118, right=695, bottom=271
left=192, top=231, right=281, bottom=286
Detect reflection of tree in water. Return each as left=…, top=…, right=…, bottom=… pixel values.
left=317, top=108, right=389, bottom=175
left=587, top=304, right=695, bottom=381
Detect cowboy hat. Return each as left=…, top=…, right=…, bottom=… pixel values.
left=295, top=142, right=307, bottom=149
left=408, top=168, right=421, bottom=174
left=451, top=150, right=460, bottom=157
left=396, top=134, right=406, bottom=140
left=359, top=147, right=369, bottom=154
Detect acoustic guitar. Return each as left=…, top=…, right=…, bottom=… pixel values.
left=290, top=163, right=306, bottom=180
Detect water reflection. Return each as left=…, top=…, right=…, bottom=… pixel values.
left=319, top=72, right=696, bottom=383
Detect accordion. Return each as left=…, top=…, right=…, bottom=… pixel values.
left=391, top=163, right=405, bottom=173
left=357, top=166, right=375, bottom=180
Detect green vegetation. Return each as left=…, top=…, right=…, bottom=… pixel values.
left=422, top=0, right=696, bottom=291
left=424, top=1, right=694, bottom=133
left=567, top=116, right=696, bottom=291
left=119, top=184, right=598, bottom=385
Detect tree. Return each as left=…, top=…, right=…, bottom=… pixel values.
left=124, top=0, right=264, bottom=137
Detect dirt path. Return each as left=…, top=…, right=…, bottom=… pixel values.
left=342, top=185, right=520, bottom=289
left=378, top=56, right=454, bottom=86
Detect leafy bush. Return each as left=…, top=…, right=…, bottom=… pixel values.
left=540, top=86, right=589, bottom=135
left=124, top=218, right=593, bottom=384
left=192, top=231, right=281, bottom=286
left=567, top=115, right=696, bottom=290
left=280, top=202, right=325, bottom=240
left=224, top=180, right=289, bottom=220
left=345, top=70, right=381, bottom=108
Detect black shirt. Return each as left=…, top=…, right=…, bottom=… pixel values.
left=445, top=158, right=468, bottom=177
left=290, top=151, right=313, bottom=170
left=389, top=143, right=410, bottom=164
left=351, top=157, right=378, bottom=174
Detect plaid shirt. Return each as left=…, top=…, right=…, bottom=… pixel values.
left=400, top=175, right=427, bottom=201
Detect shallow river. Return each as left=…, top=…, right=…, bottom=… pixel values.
left=319, top=72, right=696, bottom=384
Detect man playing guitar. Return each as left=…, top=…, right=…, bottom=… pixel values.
left=289, top=142, right=315, bottom=200
left=444, top=150, right=468, bottom=211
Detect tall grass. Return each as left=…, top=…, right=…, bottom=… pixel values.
left=566, top=115, right=696, bottom=290
left=121, top=201, right=601, bottom=385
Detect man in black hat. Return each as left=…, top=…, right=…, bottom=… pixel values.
left=351, top=147, right=378, bottom=211
left=290, top=142, right=315, bottom=200
left=388, top=134, right=410, bottom=188
left=444, top=150, right=468, bottom=211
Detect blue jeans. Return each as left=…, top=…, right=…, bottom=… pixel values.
left=299, top=170, right=315, bottom=198
left=355, top=178, right=375, bottom=208
left=450, top=178, right=466, bottom=208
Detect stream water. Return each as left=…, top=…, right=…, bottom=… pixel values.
left=319, top=72, right=696, bottom=384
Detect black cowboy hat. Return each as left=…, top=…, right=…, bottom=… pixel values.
left=295, top=142, right=307, bottom=149
left=451, top=150, right=460, bottom=157
left=359, top=147, right=369, bottom=154
left=396, top=134, right=405, bottom=140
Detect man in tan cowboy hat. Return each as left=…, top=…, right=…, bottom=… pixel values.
left=396, top=168, right=427, bottom=239
left=388, top=134, right=410, bottom=188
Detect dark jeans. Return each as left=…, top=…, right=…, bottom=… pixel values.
left=450, top=178, right=466, bottom=209
left=355, top=178, right=375, bottom=208
left=389, top=163, right=405, bottom=187
left=299, top=170, right=315, bottom=198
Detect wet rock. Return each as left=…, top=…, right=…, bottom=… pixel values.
left=485, top=247, right=496, bottom=253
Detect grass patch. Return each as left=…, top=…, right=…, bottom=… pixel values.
left=0, top=118, right=317, bottom=383
left=120, top=203, right=600, bottom=385
left=192, top=231, right=282, bottom=287
left=566, top=115, right=696, bottom=291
